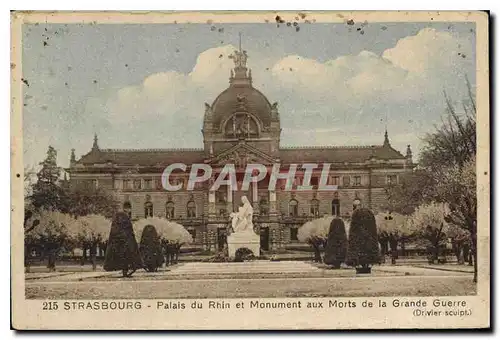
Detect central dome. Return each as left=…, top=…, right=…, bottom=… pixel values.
left=210, top=46, right=273, bottom=129
left=211, top=83, right=273, bottom=128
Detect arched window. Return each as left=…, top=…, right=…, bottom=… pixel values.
left=224, top=113, right=259, bottom=137
left=288, top=199, right=298, bottom=217
left=165, top=201, right=175, bottom=219
left=187, top=201, right=197, bottom=218
left=144, top=201, right=153, bottom=218
left=353, top=199, right=361, bottom=211
left=310, top=199, right=320, bottom=217
left=332, top=199, right=340, bottom=217
left=123, top=201, right=132, bottom=219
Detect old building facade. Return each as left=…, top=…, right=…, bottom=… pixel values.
left=67, top=48, right=414, bottom=250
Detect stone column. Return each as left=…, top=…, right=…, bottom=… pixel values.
left=269, top=190, right=277, bottom=217
left=252, top=179, right=258, bottom=203
left=226, top=185, right=233, bottom=214
left=208, top=190, right=216, bottom=219
left=270, top=228, right=278, bottom=251
left=252, top=180, right=259, bottom=215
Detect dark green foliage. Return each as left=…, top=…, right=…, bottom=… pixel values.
left=28, top=146, right=119, bottom=218
left=24, top=209, right=40, bottom=233
left=324, top=218, right=347, bottom=268
left=30, top=147, right=67, bottom=211
left=346, top=208, right=380, bottom=268
left=384, top=170, right=435, bottom=215
left=65, top=185, right=119, bottom=219
left=234, top=247, right=255, bottom=262
left=139, top=225, right=164, bottom=272
left=103, top=212, right=142, bottom=272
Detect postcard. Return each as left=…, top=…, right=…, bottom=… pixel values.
left=11, top=10, right=490, bottom=330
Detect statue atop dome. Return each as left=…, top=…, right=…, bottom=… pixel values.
left=228, top=33, right=252, bottom=86
left=229, top=32, right=248, bottom=68
left=271, top=102, right=279, bottom=119
left=229, top=49, right=248, bottom=68
left=204, top=102, right=213, bottom=118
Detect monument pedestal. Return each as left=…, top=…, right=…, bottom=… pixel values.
left=227, top=231, right=260, bottom=258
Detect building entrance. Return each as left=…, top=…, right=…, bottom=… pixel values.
left=260, top=227, right=270, bottom=251
left=217, top=228, right=227, bottom=251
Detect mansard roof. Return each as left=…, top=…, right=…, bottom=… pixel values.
left=278, top=145, right=405, bottom=163
left=76, top=148, right=205, bottom=166
left=75, top=144, right=405, bottom=167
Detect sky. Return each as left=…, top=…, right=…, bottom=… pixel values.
left=21, top=21, right=476, bottom=169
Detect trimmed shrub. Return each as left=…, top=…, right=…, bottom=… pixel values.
left=346, top=208, right=380, bottom=269
left=234, top=248, right=255, bottom=262
left=139, top=225, right=164, bottom=272
left=298, top=216, right=332, bottom=262
left=323, top=218, right=348, bottom=268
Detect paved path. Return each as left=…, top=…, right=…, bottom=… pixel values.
left=25, top=261, right=473, bottom=282
left=25, top=275, right=476, bottom=299
left=413, top=264, right=475, bottom=273
left=171, top=260, right=321, bottom=274
left=24, top=261, right=476, bottom=299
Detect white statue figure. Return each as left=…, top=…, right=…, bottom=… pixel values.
left=230, top=195, right=254, bottom=233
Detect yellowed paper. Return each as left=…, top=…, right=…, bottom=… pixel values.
left=11, top=11, right=489, bottom=330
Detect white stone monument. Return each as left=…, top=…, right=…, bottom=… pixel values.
left=227, top=195, right=260, bottom=258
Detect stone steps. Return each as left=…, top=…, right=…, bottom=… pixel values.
left=170, top=261, right=321, bottom=275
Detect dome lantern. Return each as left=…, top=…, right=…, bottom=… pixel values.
left=228, top=33, right=252, bottom=86
left=208, top=33, right=277, bottom=130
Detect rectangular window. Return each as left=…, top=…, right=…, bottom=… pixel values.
left=133, top=179, right=142, bottom=190
left=217, top=190, right=227, bottom=203
left=174, top=177, right=184, bottom=189
left=290, top=228, right=299, bottom=241
left=92, top=179, right=98, bottom=189
left=386, top=175, right=398, bottom=185
left=156, top=178, right=164, bottom=190
left=113, top=179, right=122, bottom=190
left=289, top=201, right=298, bottom=217
left=278, top=179, right=288, bottom=191
left=144, top=179, right=152, bottom=189
left=332, top=200, right=340, bottom=216
left=342, top=176, right=350, bottom=187
left=329, top=176, right=340, bottom=185
left=187, top=203, right=197, bottom=218
left=311, top=176, right=319, bottom=188
left=144, top=203, right=153, bottom=218
left=353, top=176, right=361, bottom=186
left=123, top=179, right=131, bottom=190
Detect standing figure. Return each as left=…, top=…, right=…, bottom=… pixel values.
left=165, top=239, right=172, bottom=267
left=103, top=204, right=143, bottom=277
